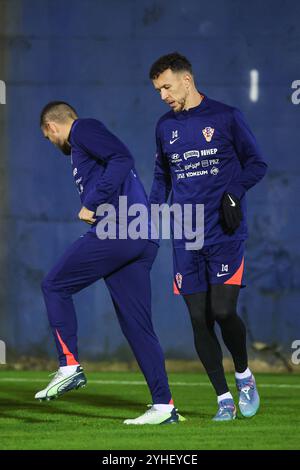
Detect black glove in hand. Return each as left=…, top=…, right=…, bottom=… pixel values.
left=219, top=192, right=243, bottom=235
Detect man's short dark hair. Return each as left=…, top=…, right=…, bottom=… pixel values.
left=40, top=101, right=78, bottom=127
left=149, top=52, right=193, bottom=80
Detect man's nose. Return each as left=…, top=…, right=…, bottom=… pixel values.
left=161, top=89, right=168, bottom=101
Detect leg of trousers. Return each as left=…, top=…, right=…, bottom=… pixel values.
left=105, top=242, right=172, bottom=404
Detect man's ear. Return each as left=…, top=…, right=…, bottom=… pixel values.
left=47, top=121, right=58, bottom=134
left=183, top=73, right=192, bottom=90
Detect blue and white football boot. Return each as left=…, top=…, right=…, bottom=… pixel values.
left=212, top=399, right=237, bottom=421
left=236, top=374, right=260, bottom=417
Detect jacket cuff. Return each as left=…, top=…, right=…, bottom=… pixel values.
left=226, top=183, right=245, bottom=200
left=83, top=194, right=98, bottom=213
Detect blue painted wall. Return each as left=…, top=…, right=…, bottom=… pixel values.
left=1, top=0, right=299, bottom=360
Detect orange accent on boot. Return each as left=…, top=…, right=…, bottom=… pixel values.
left=224, top=257, right=244, bottom=285
left=173, top=281, right=180, bottom=295
left=55, top=329, right=79, bottom=366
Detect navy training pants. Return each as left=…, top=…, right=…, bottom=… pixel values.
left=41, top=233, right=172, bottom=404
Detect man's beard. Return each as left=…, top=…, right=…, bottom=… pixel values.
left=174, top=97, right=186, bottom=113
left=58, top=141, right=71, bottom=155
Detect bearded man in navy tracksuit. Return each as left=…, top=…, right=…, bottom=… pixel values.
left=36, top=101, right=183, bottom=425
left=149, top=53, right=267, bottom=421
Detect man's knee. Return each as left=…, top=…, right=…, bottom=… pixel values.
left=211, top=305, right=235, bottom=322
left=189, top=309, right=208, bottom=329
left=41, top=273, right=60, bottom=295
left=41, top=275, right=51, bottom=295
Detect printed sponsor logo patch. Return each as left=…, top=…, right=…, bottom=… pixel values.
left=210, top=166, right=219, bottom=175
left=183, top=150, right=200, bottom=160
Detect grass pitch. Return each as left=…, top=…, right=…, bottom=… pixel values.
left=0, top=370, right=299, bottom=450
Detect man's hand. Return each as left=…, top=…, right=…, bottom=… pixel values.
left=78, top=206, right=96, bottom=225
left=219, top=193, right=243, bottom=235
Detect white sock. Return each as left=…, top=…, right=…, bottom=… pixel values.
left=235, top=368, right=252, bottom=380
left=217, top=392, right=233, bottom=403
left=153, top=404, right=174, bottom=412
left=59, top=365, right=79, bottom=376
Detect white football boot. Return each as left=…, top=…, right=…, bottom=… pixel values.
left=124, top=405, right=186, bottom=425
left=35, top=366, right=87, bottom=401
